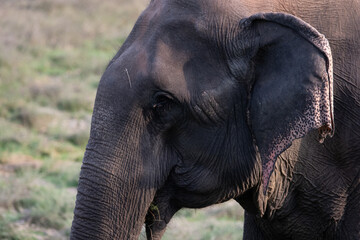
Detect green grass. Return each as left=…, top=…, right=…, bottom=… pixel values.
left=41, top=161, right=81, bottom=188
left=18, top=185, right=75, bottom=230
left=0, top=165, right=78, bottom=238
left=0, top=215, right=25, bottom=240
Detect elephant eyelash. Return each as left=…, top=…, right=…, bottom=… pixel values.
left=152, top=92, right=176, bottom=110
left=152, top=97, right=170, bottom=109
left=149, top=91, right=184, bottom=128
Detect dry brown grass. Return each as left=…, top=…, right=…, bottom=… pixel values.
left=0, top=0, right=148, bottom=49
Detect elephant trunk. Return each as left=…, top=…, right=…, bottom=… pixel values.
left=70, top=137, right=155, bottom=239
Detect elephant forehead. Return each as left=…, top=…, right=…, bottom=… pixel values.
left=151, top=39, right=191, bottom=101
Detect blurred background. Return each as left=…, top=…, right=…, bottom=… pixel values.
left=0, top=0, right=244, bottom=239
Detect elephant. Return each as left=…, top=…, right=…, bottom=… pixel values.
left=71, top=0, right=360, bottom=239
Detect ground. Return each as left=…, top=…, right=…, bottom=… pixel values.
left=0, top=0, right=244, bottom=239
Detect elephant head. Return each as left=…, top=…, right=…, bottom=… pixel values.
left=71, top=1, right=333, bottom=239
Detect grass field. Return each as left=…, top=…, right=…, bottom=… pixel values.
left=0, top=0, right=244, bottom=239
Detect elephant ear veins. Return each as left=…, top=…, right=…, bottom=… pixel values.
left=243, top=13, right=334, bottom=195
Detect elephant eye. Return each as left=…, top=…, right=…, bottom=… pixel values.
left=152, top=92, right=174, bottom=111
left=150, top=91, right=182, bottom=126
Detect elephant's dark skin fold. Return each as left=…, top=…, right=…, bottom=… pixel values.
left=70, top=0, right=360, bottom=239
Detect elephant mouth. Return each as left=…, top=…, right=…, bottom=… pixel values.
left=144, top=202, right=169, bottom=239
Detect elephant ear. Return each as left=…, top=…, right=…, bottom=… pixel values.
left=242, top=13, right=334, bottom=194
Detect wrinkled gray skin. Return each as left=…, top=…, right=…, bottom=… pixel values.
left=71, top=0, right=360, bottom=239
